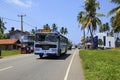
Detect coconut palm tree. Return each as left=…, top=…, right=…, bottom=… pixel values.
left=52, top=23, right=58, bottom=31
left=0, top=18, right=6, bottom=39
left=60, top=27, right=68, bottom=35
left=64, top=28, right=68, bottom=35
left=60, top=27, right=65, bottom=34
left=110, top=16, right=120, bottom=38
left=99, top=22, right=110, bottom=33
left=77, top=0, right=104, bottom=48
left=43, top=24, right=50, bottom=30
left=108, top=0, right=120, bottom=33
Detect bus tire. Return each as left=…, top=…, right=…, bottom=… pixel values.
left=58, top=49, right=61, bottom=56
left=39, top=54, right=43, bottom=58
left=64, top=49, right=67, bottom=54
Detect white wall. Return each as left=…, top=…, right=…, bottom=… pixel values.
left=95, top=33, right=115, bottom=48
left=105, top=37, right=115, bottom=48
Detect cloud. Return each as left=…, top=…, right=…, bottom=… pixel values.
left=6, top=0, right=32, bottom=8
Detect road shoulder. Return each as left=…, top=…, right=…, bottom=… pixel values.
left=67, top=49, right=85, bottom=80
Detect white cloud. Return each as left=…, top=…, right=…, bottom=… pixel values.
left=6, top=0, right=32, bottom=8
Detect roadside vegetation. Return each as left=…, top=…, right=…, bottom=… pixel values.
left=1, top=50, right=21, bottom=57
left=79, top=49, right=120, bottom=80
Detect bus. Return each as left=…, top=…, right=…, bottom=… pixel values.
left=34, top=29, right=68, bottom=58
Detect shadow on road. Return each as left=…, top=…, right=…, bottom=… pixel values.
left=36, top=53, right=71, bottom=60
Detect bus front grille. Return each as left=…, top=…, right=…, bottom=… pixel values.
left=35, top=44, right=57, bottom=50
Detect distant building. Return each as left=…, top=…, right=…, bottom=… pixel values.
left=93, top=33, right=115, bottom=49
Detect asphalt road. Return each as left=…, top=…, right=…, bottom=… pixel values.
left=0, top=49, right=84, bottom=80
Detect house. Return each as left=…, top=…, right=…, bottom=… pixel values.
left=10, top=30, right=35, bottom=48
left=93, top=33, right=115, bottom=49
left=0, top=39, right=21, bottom=50
left=10, top=30, right=30, bottom=42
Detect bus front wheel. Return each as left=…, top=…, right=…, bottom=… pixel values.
left=39, top=54, right=43, bottom=58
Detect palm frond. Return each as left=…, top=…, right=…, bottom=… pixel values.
left=96, top=13, right=105, bottom=17
left=81, top=17, right=91, bottom=30
left=110, top=0, right=120, bottom=4
left=95, top=17, right=102, bottom=27
left=108, top=6, right=120, bottom=16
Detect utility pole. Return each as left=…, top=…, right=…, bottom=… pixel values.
left=18, top=15, right=26, bottom=52
left=18, top=15, right=26, bottom=32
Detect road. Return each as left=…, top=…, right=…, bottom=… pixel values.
left=0, top=49, right=84, bottom=80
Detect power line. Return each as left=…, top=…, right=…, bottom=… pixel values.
left=1, top=16, right=35, bottom=28
left=23, top=21, right=35, bottom=27
left=2, top=17, right=20, bottom=22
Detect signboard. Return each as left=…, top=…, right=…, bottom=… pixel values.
left=40, top=29, right=52, bottom=33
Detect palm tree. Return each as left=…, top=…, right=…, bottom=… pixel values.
left=52, top=23, right=58, bottom=31
left=77, top=12, right=86, bottom=48
left=64, top=28, right=68, bottom=35
left=60, top=27, right=64, bottom=34
left=31, top=29, right=35, bottom=34
left=0, top=18, right=6, bottom=39
left=108, top=0, right=120, bottom=33
left=0, top=18, right=6, bottom=57
left=110, top=16, right=120, bottom=38
left=99, top=22, right=110, bottom=33
left=43, top=24, right=50, bottom=30
left=60, top=27, right=68, bottom=35
left=77, top=0, right=104, bottom=48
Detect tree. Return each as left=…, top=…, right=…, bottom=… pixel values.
left=77, top=0, right=104, bottom=48
left=64, top=28, right=68, bottom=35
left=9, top=27, right=15, bottom=33
left=60, top=27, right=65, bottom=34
left=43, top=24, right=50, bottom=30
left=110, top=16, right=120, bottom=38
left=99, top=22, right=110, bottom=33
left=0, top=18, right=6, bottom=39
left=60, top=27, right=68, bottom=35
left=52, top=23, right=58, bottom=31
left=31, top=29, right=35, bottom=34
left=0, top=18, right=6, bottom=57
left=108, top=0, right=120, bottom=33
left=98, top=38, right=103, bottom=48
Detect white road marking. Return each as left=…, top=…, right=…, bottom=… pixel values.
left=0, top=66, right=13, bottom=72
left=64, top=50, right=77, bottom=80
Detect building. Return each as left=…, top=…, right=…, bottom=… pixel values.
left=10, top=30, right=30, bottom=42
left=93, top=33, right=115, bottom=49
left=10, top=30, right=35, bottom=49
left=0, top=39, right=21, bottom=50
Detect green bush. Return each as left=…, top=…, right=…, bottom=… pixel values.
left=80, top=49, right=120, bottom=80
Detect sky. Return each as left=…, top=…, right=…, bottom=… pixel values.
left=0, top=0, right=116, bottom=44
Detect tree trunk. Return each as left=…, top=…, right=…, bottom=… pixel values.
left=89, top=26, right=94, bottom=49
left=83, top=29, right=86, bottom=49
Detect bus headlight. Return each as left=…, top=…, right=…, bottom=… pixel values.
left=35, top=48, right=40, bottom=51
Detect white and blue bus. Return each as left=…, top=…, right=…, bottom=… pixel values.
left=34, top=29, right=68, bottom=58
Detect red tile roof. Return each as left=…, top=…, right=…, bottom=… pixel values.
left=0, top=39, right=19, bottom=45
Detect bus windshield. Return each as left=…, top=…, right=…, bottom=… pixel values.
left=36, top=33, right=58, bottom=42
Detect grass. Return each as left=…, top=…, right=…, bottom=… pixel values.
left=1, top=50, right=21, bottom=57
left=79, top=49, right=120, bottom=80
